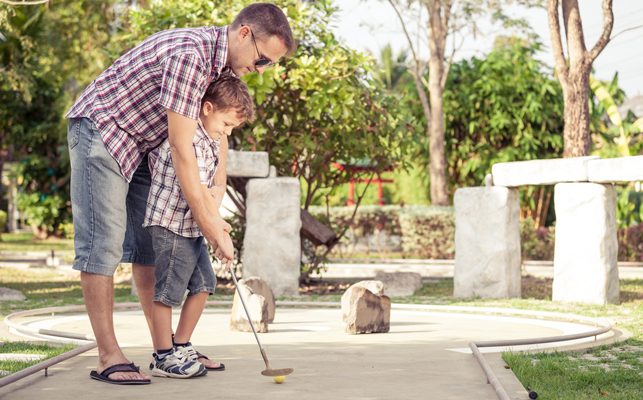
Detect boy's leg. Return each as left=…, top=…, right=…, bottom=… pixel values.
left=175, top=240, right=222, bottom=369
left=148, top=226, right=204, bottom=378
left=121, top=155, right=157, bottom=345
left=68, top=118, right=149, bottom=383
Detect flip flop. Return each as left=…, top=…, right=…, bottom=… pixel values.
left=195, top=351, right=225, bottom=371
left=90, top=362, right=151, bottom=385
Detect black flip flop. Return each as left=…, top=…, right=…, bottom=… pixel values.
left=195, top=352, right=225, bottom=371
left=89, top=362, right=151, bottom=385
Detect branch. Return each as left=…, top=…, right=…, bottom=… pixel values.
left=588, top=0, right=614, bottom=63
left=386, top=0, right=432, bottom=122
left=547, top=0, right=569, bottom=85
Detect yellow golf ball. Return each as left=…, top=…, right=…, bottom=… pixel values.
left=273, top=375, right=285, bottom=384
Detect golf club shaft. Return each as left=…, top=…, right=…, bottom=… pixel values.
left=229, top=268, right=270, bottom=368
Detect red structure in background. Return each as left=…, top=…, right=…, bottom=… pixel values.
left=332, top=162, right=394, bottom=206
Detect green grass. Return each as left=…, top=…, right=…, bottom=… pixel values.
left=0, top=341, right=75, bottom=375
left=503, top=341, right=643, bottom=400
left=0, top=232, right=74, bottom=252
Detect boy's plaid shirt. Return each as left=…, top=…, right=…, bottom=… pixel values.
left=66, top=26, right=228, bottom=182
left=143, top=121, right=220, bottom=238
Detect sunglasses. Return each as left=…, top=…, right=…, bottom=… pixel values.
left=242, top=24, right=275, bottom=68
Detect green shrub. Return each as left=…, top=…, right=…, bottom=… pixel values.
left=0, top=210, right=7, bottom=232
left=618, top=223, right=643, bottom=262
left=520, top=217, right=556, bottom=261
left=398, top=207, right=454, bottom=259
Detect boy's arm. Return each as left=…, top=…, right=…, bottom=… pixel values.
left=208, top=134, right=229, bottom=209
left=167, top=110, right=233, bottom=261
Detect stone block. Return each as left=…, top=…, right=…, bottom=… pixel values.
left=491, top=156, right=598, bottom=187
left=243, top=276, right=276, bottom=323
left=242, top=178, right=301, bottom=297
left=226, top=150, right=270, bottom=178
left=553, top=183, right=619, bottom=304
left=341, top=281, right=390, bottom=334
left=587, top=155, right=643, bottom=183
left=454, top=187, right=521, bottom=298
left=374, top=271, right=423, bottom=297
left=0, top=287, right=25, bottom=301
left=230, top=279, right=269, bottom=333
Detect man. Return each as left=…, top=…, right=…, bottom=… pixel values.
left=66, top=2, right=295, bottom=384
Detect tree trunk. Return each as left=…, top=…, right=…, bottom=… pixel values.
left=426, top=0, right=449, bottom=206
left=562, top=69, right=592, bottom=156
left=548, top=0, right=613, bottom=157
left=428, top=78, right=448, bottom=205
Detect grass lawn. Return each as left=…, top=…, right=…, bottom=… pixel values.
left=0, top=232, right=74, bottom=253
left=0, top=267, right=641, bottom=397
left=0, top=341, right=75, bottom=376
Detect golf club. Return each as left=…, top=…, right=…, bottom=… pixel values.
left=229, top=266, right=294, bottom=377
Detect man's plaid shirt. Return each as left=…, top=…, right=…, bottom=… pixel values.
left=144, top=121, right=220, bottom=238
left=66, top=26, right=228, bottom=182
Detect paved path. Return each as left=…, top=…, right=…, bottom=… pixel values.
left=1, top=306, right=621, bottom=400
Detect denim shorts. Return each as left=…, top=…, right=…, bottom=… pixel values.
left=147, top=225, right=216, bottom=307
left=68, top=117, right=155, bottom=276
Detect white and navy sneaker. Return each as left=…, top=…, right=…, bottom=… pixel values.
left=149, top=348, right=205, bottom=378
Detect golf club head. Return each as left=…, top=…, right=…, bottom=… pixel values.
left=261, top=367, right=294, bottom=377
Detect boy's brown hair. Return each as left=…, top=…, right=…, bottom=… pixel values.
left=202, top=74, right=255, bottom=122
left=231, top=3, right=296, bottom=56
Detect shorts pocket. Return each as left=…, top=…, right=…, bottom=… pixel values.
left=67, top=119, right=81, bottom=150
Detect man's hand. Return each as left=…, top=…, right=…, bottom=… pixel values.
left=213, top=230, right=234, bottom=264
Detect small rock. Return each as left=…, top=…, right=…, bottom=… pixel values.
left=243, top=277, right=276, bottom=323
left=230, top=280, right=269, bottom=333
left=374, top=271, right=423, bottom=297
left=341, top=281, right=390, bottom=334
left=0, top=287, right=26, bottom=301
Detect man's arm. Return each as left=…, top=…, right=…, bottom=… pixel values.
left=167, top=109, right=234, bottom=261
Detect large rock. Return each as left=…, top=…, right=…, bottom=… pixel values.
left=587, top=156, right=643, bottom=183
left=243, top=276, right=276, bottom=323
left=226, top=150, right=270, bottom=178
left=553, top=183, right=619, bottom=304
left=230, top=279, right=269, bottom=333
left=0, top=287, right=26, bottom=301
left=491, top=156, right=598, bottom=187
left=341, top=281, right=390, bottom=334
left=242, top=178, right=301, bottom=297
left=374, top=271, right=422, bottom=297
left=454, top=187, right=521, bottom=298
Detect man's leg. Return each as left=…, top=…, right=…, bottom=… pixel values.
left=82, top=273, right=149, bottom=380
left=131, top=264, right=156, bottom=347
left=68, top=118, right=148, bottom=382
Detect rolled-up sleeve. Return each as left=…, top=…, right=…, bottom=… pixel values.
left=158, top=53, right=207, bottom=120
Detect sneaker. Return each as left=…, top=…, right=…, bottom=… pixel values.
left=174, top=342, right=225, bottom=372
left=149, top=348, right=205, bottom=378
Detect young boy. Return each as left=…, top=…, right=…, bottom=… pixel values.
left=143, top=75, right=254, bottom=378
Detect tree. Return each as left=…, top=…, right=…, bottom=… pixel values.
left=1, top=0, right=119, bottom=237
left=385, top=0, right=537, bottom=205
left=547, top=0, right=614, bottom=156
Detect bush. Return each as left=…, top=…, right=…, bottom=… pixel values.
left=520, top=217, right=556, bottom=261
left=0, top=210, right=7, bottom=232
left=618, top=223, right=643, bottom=262
left=398, top=207, right=454, bottom=259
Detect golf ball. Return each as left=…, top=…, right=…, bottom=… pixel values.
left=273, top=375, right=285, bottom=384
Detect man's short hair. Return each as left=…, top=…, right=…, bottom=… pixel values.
left=202, top=74, right=255, bottom=122
left=231, top=2, right=296, bottom=56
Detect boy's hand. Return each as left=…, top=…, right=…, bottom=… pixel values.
left=213, top=230, right=234, bottom=263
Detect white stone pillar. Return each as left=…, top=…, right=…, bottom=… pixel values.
left=454, top=187, right=521, bottom=298
left=242, top=178, right=301, bottom=297
left=553, top=183, right=619, bottom=304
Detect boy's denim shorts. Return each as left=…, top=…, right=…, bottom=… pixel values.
left=67, top=118, right=155, bottom=276
left=147, top=225, right=216, bottom=307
